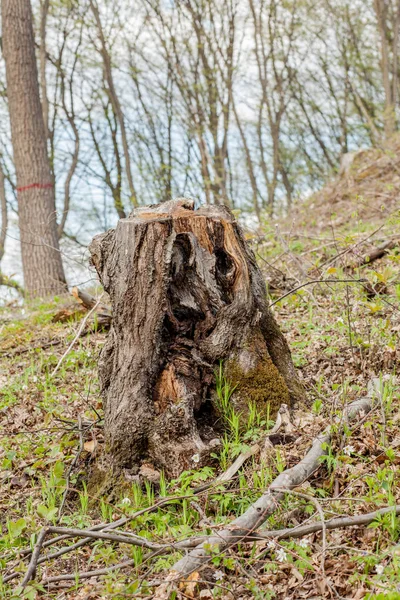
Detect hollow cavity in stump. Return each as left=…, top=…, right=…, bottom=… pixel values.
left=89, top=198, right=304, bottom=478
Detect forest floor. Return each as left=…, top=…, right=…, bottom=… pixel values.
left=0, top=145, right=400, bottom=600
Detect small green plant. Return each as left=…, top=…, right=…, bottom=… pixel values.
left=214, top=361, right=238, bottom=430
left=312, top=398, right=323, bottom=415
left=320, top=441, right=338, bottom=475
left=37, top=460, right=65, bottom=523
left=100, top=498, right=113, bottom=522
left=79, top=482, right=89, bottom=516
left=214, top=363, right=271, bottom=465
left=274, top=448, right=285, bottom=473
left=173, top=466, right=215, bottom=491
left=368, top=509, right=399, bottom=542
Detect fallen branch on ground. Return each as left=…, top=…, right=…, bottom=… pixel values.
left=11, top=484, right=230, bottom=584
left=17, top=453, right=258, bottom=568
left=13, top=378, right=390, bottom=591
left=18, top=516, right=130, bottom=559
left=345, top=238, right=399, bottom=270
left=51, top=294, right=104, bottom=377
left=14, top=450, right=264, bottom=583
left=254, top=504, right=400, bottom=541
left=19, top=526, right=205, bottom=589
left=20, top=528, right=47, bottom=589
left=154, top=377, right=385, bottom=596
left=318, top=224, right=385, bottom=271
left=10, top=439, right=289, bottom=586
left=17, top=502, right=400, bottom=588
left=23, top=499, right=400, bottom=590
left=40, top=558, right=136, bottom=585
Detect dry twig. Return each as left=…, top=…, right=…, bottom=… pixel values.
left=58, top=415, right=84, bottom=519
left=51, top=294, right=104, bottom=377
left=255, top=504, right=400, bottom=541
left=20, top=528, right=47, bottom=590
left=269, top=278, right=367, bottom=307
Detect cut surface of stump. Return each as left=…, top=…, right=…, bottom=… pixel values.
left=89, top=198, right=304, bottom=478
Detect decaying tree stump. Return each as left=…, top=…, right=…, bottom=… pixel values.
left=89, top=198, right=304, bottom=478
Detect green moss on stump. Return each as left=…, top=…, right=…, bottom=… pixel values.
left=226, top=356, right=290, bottom=419
left=87, top=464, right=113, bottom=499
left=87, top=462, right=131, bottom=503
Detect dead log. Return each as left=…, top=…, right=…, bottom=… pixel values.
left=345, top=238, right=398, bottom=270
left=89, top=198, right=304, bottom=478
left=71, top=286, right=99, bottom=310
left=71, top=286, right=112, bottom=329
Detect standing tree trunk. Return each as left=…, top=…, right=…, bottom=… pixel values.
left=39, top=0, right=50, bottom=142
left=90, top=198, right=304, bottom=479
left=2, top=0, right=67, bottom=297
left=0, top=167, right=7, bottom=265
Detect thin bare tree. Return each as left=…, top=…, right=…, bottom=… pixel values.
left=374, top=0, right=400, bottom=138
left=89, top=0, right=138, bottom=207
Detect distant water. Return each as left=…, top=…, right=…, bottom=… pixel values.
left=1, top=218, right=95, bottom=303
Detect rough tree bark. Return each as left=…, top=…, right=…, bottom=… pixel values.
left=90, top=198, right=304, bottom=478
left=2, top=0, right=67, bottom=297
left=0, top=167, right=7, bottom=265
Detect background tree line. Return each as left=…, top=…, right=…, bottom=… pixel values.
left=0, top=0, right=399, bottom=295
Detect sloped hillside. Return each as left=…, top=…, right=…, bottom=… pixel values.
left=0, top=163, right=399, bottom=599
left=253, top=138, right=399, bottom=397
left=295, top=136, right=400, bottom=232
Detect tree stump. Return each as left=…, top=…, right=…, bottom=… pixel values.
left=89, top=198, right=304, bottom=478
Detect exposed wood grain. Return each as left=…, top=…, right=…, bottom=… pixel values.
left=89, top=198, right=304, bottom=477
